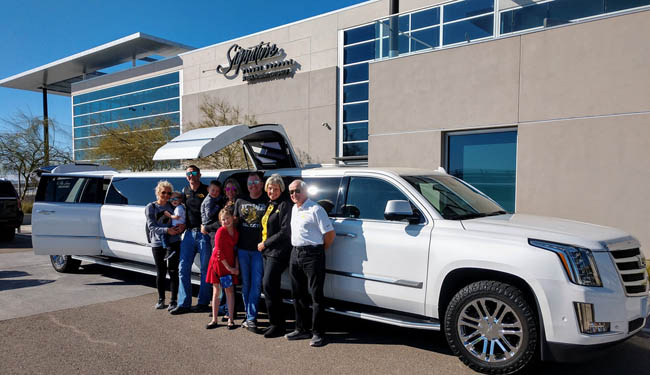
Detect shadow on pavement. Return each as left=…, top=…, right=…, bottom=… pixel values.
left=0, top=279, right=55, bottom=291
left=78, top=264, right=157, bottom=289
left=0, top=270, right=31, bottom=279
left=0, top=234, right=32, bottom=249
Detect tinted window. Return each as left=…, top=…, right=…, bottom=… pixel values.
left=343, top=102, right=369, bottom=122
left=36, top=176, right=104, bottom=203
left=411, top=7, right=440, bottom=29
left=343, top=122, right=368, bottom=142
left=343, top=83, right=369, bottom=103
left=443, top=14, right=493, bottom=45
left=447, top=130, right=517, bottom=212
left=344, top=41, right=377, bottom=64
left=302, top=177, right=342, bottom=216
left=0, top=181, right=17, bottom=198
left=344, top=177, right=410, bottom=220
left=105, top=177, right=191, bottom=206
left=344, top=24, right=377, bottom=45
left=343, top=64, right=369, bottom=84
left=412, top=27, right=440, bottom=51
left=443, top=0, right=494, bottom=23
left=343, top=142, right=369, bottom=157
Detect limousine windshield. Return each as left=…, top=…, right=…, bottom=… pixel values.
left=402, top=175, right=506, bottom=220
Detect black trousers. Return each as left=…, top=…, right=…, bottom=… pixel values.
left=263, top=255, right=289, bottom=327
left=289, top=245, right=326, bottom=334
left=151, top=241, right=180, bottom=301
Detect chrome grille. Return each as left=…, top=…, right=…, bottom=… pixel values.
left=609, top=247, right=648, bottom=297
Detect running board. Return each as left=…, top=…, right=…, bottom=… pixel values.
left=72, top=256, right=202, bottom=284
left=282, top=298, right=441, bottom=331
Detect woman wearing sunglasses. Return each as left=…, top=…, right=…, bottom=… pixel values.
left=223, top=178, right=241, bottom=207
left=145, top=180, right=184, bottom=310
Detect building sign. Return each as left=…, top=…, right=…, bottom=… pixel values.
left=216, top=41, right=297, bottom=83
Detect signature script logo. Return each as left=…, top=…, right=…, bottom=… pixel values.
left=217, top=42, right=281, bottom=76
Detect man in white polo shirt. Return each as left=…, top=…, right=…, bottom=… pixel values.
left=285, top=179, right=335, bottom=347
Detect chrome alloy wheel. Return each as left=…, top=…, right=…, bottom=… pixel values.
left=456, top=297, right=523, bottom=363
left=52, top=255, right=65, bottom=268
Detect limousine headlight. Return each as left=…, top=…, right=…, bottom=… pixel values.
left=529, top=239, right=602, bottom=287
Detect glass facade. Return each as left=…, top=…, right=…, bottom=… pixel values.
left=500, top=0, right=650, bottom=34
left=446, top=129, right=517, bottom=212
left=72, top=72, right=181, bottom=162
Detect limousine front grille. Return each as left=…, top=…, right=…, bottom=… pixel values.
left=609, top=247, right=649, bottom=297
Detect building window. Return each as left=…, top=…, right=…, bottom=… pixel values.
left=500, top=0, right=650, bottom=34
left=445, top=128, right=517, bottom=212
left=72, top=72, right=181, bottom=162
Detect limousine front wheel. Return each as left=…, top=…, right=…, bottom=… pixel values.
left=444, top=280, right=537, bottom=375
left=50, top=255, right=81, bottom=273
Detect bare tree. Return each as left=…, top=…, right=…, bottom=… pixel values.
left=89, top=117, right=177, bottom=172
left=0, top=110, right=71, bottom=200
left=184, top=98, right=257, bottom=170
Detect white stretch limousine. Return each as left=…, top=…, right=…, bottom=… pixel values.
left=33, top=124, right=649, bottom=374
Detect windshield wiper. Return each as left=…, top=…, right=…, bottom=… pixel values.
left=485, top=210, right=507, bottom=216
left=450, top=212, right=487, bottom=220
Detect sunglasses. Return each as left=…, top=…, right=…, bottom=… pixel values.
left=289, top=189, right=301, bottom=195
left=186, top=171, right=198, bottom=176
left=170, top=197, right=180, bottom=201
left=247, top=180, right=261, bottom=186
left=161, top=191, right=172, bottom=196
left=225, top=187, right=237, bottom=192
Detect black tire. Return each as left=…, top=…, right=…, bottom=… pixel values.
left=50, top=255, right=82, bottom=273
left=444, top=281, right=538, bottom=375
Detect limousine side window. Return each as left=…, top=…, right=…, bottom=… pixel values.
left=302, top=177, right=342, bottom=217
left=104, top=177, right=204, bottom=206
left=343, top=177, right=413, bottom=221
left=36, top=176, right=108, bottom=204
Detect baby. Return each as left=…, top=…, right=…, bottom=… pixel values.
left=201, top=180, right=223, bottom=235
left=162, top=191, right=186, bottom=260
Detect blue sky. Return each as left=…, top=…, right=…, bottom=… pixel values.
left=0, top=0, right=367, bottom=148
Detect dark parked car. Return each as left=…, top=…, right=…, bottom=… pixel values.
left=0, top=180, right=23, bottom=241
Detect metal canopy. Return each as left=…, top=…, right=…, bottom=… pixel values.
left=0, top=32, right=194, bottom=96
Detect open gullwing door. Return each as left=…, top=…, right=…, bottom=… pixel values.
left=153, top=124, right=301, bottom=170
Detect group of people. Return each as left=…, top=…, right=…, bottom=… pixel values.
left=144, top=165, right=335, bottom=347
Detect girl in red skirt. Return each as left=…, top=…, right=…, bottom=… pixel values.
left=206, top=208, right=239, bottom=329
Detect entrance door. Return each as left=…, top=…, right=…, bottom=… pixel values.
left=32, top=175, right=108, bottom=255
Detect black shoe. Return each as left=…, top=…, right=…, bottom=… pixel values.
left=167, top=301, right=177, bottom=312
left=169, top=306, right=191, bottom=315
left=310, top=333, right=326, bottom=347
left=285, top=330, right=311, bottom=341
left=264, top=325, right=285, bottom=338
left=191, top=304, right=211, bottom=313
left=155, top=299, right=165, bottom=309
left=206, top=321, right=219, bottom=329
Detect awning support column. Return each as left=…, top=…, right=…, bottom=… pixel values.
left=42, top=86, right=49, bottom=165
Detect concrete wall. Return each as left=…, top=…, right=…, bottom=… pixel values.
left=368, top=9, right=650, bottom=256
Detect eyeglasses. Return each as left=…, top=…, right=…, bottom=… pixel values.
left=289, top=189, right=301, bottom=195
left=161, top=191, right=172, bottom=196
left=186, top=171, right=198, bottom=177
left=225, top=187, right=237, bottom=192
left=247, top=180, right=261, bottom=186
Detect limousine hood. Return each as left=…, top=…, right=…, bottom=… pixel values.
left=461, top=214, right=633, bottom=251
left=153, top=124, right=301, bottom=170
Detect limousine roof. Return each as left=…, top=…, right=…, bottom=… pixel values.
left=42, top=165, right=447, bottom=179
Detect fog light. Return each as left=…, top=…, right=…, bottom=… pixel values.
left=574, top=302, right=611, bottom=334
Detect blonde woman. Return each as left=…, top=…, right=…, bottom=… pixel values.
left=145, top=180, right=185, bottom=310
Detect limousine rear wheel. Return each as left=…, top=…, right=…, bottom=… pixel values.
left=444, top=280, right=537, bottom=375
left=50, top=255, right=81, bottom=273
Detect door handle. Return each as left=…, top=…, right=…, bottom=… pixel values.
left=37, top=210, right=56, bottom=215
left=336, top=232, right=356, bottom=238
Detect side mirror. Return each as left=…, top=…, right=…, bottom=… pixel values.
left=384, top=200, right=420, bottom=224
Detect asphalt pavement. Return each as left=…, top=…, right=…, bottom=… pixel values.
left=1, top=229, right=649, bottom=375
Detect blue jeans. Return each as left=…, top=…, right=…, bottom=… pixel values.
left=238, top=249, right=263, bottom=321
left=177, top=229, right=212, bottom=308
